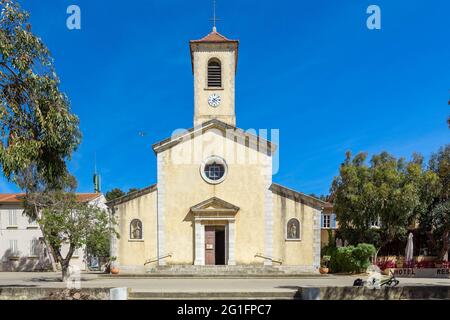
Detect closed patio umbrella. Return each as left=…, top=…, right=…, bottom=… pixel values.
left=405, top=232, right=414, bottom=263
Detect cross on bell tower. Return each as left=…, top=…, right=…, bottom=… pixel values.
left=189, top=1, right=239, bottom=127
left=209, top=0, right=220, bottom=32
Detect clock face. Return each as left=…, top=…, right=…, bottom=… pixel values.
left=208, top=94, right=221, bottom=107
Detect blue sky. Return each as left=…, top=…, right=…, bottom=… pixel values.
left=0, top=0, right=449, bottom=195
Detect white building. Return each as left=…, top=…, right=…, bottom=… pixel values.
left=0, top=193, right=107, bottom=271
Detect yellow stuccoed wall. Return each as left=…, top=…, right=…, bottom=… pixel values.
left=159, top=129, right=267, bottom=265
left=272, top=194, right=315, bottom=266
left=114, top=130, right=319, bottom=269
left=114, top=190, right=157, bottom=268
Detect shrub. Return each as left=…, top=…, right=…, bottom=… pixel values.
left=327, top=243, right=376, bottom=273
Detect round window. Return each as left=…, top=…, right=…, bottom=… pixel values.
left=200, top=156, right=228, bottom=184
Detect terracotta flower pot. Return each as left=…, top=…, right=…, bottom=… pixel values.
left=319, top=267, right=329, bottom=274
left=110, top=268, right=119, bottom=275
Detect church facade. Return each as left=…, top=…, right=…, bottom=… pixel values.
left=107, top=28, right=332, bottom=273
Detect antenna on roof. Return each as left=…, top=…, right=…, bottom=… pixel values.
left=209, top=0, right=220, bottom=32
left=93, top=152, right=101, bottom=193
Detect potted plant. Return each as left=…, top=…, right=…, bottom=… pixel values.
left=105, top=256, right=118, bottom=274
left=319, top=255, right=331, bottom=274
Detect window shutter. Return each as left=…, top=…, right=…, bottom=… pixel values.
left=10, top=240, right=18, bottom=256
left=207, top=61, right=221, bottom=87
left=320, top=214, right=324, bottom=228
left=9, top=210, right=17, bottom=226
left=331, top=214, right=337, bottom=229
left=30, top=239, right=39, bottom=256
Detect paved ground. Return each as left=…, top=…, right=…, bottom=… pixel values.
left=1, top=272, right=450, bottom=292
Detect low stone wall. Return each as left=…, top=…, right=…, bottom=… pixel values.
left=0, top=287, right=111, bottom=300
left=300, top=286, right=450, bottom=300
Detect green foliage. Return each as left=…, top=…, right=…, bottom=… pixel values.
left=105, top=188, right=140, bottom=202
left=105, top=188, right=126, bottom=201
left=431, top=200, right=450, bottom=233
left=85, top=222, right=112, bottom=258
left=27, top=190, right=118, bottom=280
left=420, top=145, right=450, bottom=260
left=327, top=244, right=376, bottom=273
left=308, top=193, right=329, bottom=201
left=36, top=192, right=117, bottom=259
left=321, top=255, right=331, bottom=267
left=331, top=151, right=440, bottom=252
left=429, top=145, right=450, bottom=202
left=0, top=0, right=80, bottom=189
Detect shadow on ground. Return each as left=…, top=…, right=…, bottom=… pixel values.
left=0, top=285, right=37, bottom=288
left=30, top=277, right=93, bottom=283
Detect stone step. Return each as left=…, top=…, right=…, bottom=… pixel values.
left=104, top=273, right=324, bottom=278
left=103, top=265, right=321, bottom=278
left=147, top=265, right=310, bottom=274
left=147, top=269, right=285, bottom=274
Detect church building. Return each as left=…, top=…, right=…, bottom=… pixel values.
left=107, top=27, right=332, bottom=273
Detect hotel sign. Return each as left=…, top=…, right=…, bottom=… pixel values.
left=390, top=268, right=450, bottom=278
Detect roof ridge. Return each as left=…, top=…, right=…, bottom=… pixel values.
left=270, top=183, right=333, bottom=208
left=190, top=30, right=238, bottom=43
left=106, top=184, right=157, bottom=207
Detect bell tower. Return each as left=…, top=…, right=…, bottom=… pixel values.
left=189, top=28, right=239, bottom=127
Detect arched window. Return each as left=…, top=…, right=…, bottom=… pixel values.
left=207, top=59, right=221, bottom=87
left=286, top=218, right=300, bottom=240
left=130, top=219, right=143, bottom=240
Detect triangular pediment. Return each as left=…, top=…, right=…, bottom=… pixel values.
left=190, top=197, right=239, bottom=214
left=152, top=119, right=276, bottom=155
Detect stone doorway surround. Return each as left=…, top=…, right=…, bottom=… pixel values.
left=190, top=197, right=239, bottom=266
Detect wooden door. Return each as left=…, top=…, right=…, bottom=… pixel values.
left=205, top=226, right=215, bottom=265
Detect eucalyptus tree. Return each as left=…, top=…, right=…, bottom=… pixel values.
left=1, top=0, right=83, bottom=275
left=331, top=151, right=439, bottom=256
left=420, top=145, right=450, bottom=260
left=0, top=0, right=80, bottom=189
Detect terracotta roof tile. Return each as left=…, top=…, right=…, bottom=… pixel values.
left=0, top=194, right=22, bottom=203
left=189, top=29, right=239, bottom=74
left=190, top=30, right=238, bottom=43
left=0, top=193, right=101, bottom=204
left=74, top=193, right=102, bottom=202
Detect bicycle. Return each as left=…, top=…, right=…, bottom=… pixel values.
left=353, top=269, right=399, bottom=287
left=380, top=270, right=399, bottom=287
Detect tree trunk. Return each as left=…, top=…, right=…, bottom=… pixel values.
left=375, top=240, right=389, bottom=262
left=426, top=230, right=437, bottom=256
left=60, top=245, right=76, bottom=282
left=31, top=203, right=57, bottom=271
left=438, top=229, right=450, bottom=261
left=61, top=261, right=69, bottom=282
left=39, top=226, right=58, bottom=272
